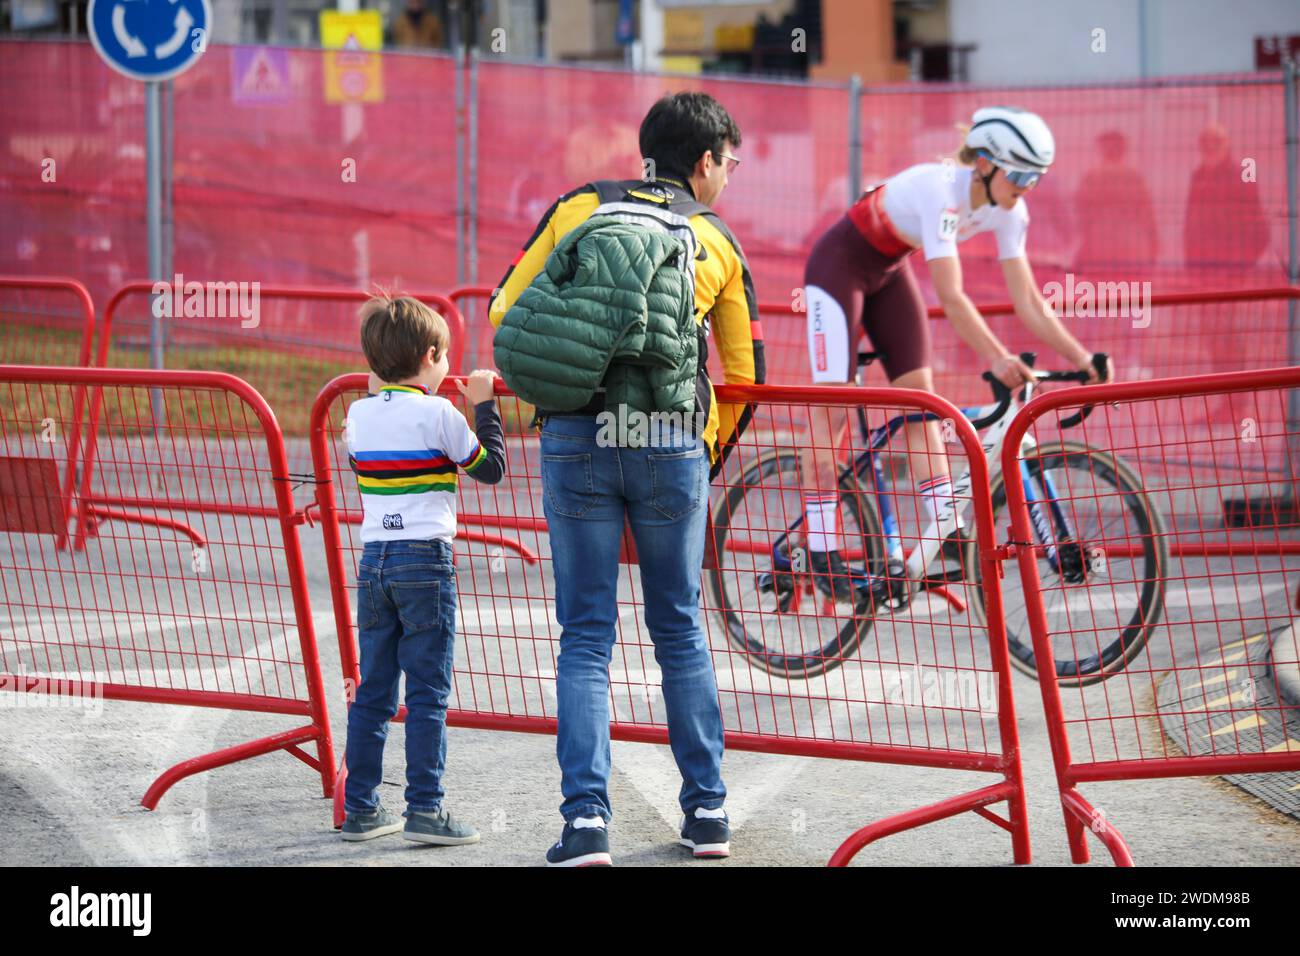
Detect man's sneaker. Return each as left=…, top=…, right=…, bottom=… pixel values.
left=809, top=549, right=870, bottom=604
left=341, top=804, right=404, bottom=842
left=545, top=816, right=612, bottom=867
left=680, top=807, right=731, bottom=859
left=403, top=807, right=481, bottom=846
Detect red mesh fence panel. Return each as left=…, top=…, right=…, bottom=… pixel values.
left=0, top=41, right=145, bottom=308
left=0, top=364, right=334, bottom=808
left=3, top=39, right=1295, bottom=399
left=171, top=46, right=460, bottom=294
left=311, top=374, right=1030, bottom=864
left=752, top=289, right=1300, bottom=405
left=857, top=77, right=1290, bottom=305
left=473, top=62, right=853, bottom=308
left=0, top=40, right=459, bottom=309
left=97, top=283, right=466, bottom=477
left=1001, top=368, right=1300, bottom=864
left=0, top=277, right=97, bottom=369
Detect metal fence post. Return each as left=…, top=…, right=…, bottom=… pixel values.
left=848, top=73, right=862, bottom=205
left=1287, top=61, right=1298, bottom=296
left=468, top=45, right=479, bottom=286
left=452, top=8, right=466, bottom=287
left=145, top=80, right=165, bottom=426
left=163, top=78, right=174, bottom=290
left=1285, top=60, right=1299, bottom=489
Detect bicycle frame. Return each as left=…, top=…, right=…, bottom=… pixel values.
left=843, top=378, right=1073, bottom=589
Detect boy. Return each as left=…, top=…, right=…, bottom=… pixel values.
left=341, top=294, right=505, bottom=845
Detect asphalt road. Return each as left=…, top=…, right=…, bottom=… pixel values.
left=3, top=426, right=1299, bottom=867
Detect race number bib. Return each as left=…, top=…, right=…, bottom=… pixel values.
left=938, top=206, right=959, bottom=242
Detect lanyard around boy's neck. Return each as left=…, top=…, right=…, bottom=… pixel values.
left=378, top=383, right=430, bottom=401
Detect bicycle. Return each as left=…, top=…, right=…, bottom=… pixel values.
left=707, top=352, right=1168, bottom=685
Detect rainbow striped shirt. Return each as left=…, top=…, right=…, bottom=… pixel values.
left=346, top=384, right=487, bottom=542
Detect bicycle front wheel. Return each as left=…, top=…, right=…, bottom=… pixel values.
left=965, top=440, right=1167, bottom=686
left=707, top=449, right=885, bottom=679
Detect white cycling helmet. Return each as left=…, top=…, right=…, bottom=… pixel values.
left=965, top=106, right=1055, bottom=186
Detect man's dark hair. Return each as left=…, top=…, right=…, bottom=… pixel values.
left=639, top=92, right=742, bottom=184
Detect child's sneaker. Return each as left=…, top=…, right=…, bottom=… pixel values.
left=341, top=804, right=404, bottom=842
left=679, top=807, right=730, bottom=858
left=403, top=807, right=481, bottom=846
left=545, top=816, right=612, bottom=867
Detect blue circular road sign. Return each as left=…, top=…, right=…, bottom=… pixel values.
left=88, top=0, right=213, bottom=82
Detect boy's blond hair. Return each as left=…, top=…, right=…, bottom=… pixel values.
left=359, top=294, right=450, bottom=383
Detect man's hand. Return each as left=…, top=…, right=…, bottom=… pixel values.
left=990, top=353, right=1035, bottom=388
left=457, top=369, right=498, bottom=405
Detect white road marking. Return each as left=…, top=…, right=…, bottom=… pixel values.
left=0, top=608, right=336, bottom=864
left=1031, top=581, right=1284, bottom=615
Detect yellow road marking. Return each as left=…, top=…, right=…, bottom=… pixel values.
left=1216, top=633, right=1269, bottom=653
left=1183, top=670, right=1237, bottom=692
left=1206, top=714, right=1267, bottom=737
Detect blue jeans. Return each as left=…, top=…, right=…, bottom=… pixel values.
left=344, top=538, right=457, bottom=815
left=540, top=414, right=727, bottom=823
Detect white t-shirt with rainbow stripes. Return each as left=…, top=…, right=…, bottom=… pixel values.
left=345, top=384, right=487, bottom=543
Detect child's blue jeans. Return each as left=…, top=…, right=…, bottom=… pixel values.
left=344, top=538, right=457, bottom=815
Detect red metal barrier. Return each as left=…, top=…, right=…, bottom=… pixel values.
left=0, top=277, right=98, bottom=550
left=71, top=282, right=468, bottom=548
left=311, top=373, right=1031, bottom=864
left=0, top=276, right=97, bottom=367
left=1000, top=366, right=1300, bottom=865
left=750, top=286, right=1300, bottom=392
left=452, top=284, right=1300, bottom=406
left=0, top=364, right=336, bottom=808
left=446, top=285, right=496, bottom=371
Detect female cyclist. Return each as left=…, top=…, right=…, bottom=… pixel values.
left=801, top=106, right=1112, bottom=601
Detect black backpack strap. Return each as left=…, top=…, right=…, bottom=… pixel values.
left=590, top=179, right=711, bottom=219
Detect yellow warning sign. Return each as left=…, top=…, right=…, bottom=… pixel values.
left=320, top=10, right=383, bottom=104
left=320, top=10, right=382, bottom=51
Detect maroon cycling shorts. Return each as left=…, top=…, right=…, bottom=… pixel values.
left=804, top=214, right=931, bottom=383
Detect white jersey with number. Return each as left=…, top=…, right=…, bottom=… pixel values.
left=879, top=163, right=1029, bottom=262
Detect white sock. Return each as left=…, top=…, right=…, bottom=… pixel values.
left=916, top=475, right=963, bottom=530
left=803, top=494, right=841, bottom=552
left=572, top=816, right=606, bottom=830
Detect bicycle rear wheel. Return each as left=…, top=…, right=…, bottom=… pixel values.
left=966, top=440, right=1167, bottom=685
left=707, top=449, right=885, bottom=679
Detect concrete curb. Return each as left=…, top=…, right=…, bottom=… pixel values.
left=1271, top=622, right=1300, bottom=710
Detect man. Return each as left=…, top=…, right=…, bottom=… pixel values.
left=1074, top=130, right=1158, bottom=273
left=489, top=91, right=764, bottom=866
left=1183, top=123, right=1268, bottom=275
left=392, top=0, right=444, bottom=49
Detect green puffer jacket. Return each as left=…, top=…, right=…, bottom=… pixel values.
left=493, top=215, right=699, bottom=417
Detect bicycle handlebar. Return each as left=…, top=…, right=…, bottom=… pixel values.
left=1054, top=352, right=1109, bottom=428
left=977, top=352, right=1110, bottom=430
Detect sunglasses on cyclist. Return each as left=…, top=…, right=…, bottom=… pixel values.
left=1002, top=167, right=1042, bottom=188
left=976, top=150, right=1042, bottom=188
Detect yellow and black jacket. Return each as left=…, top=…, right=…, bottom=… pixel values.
left=489, top=177, right=765, bottom=477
